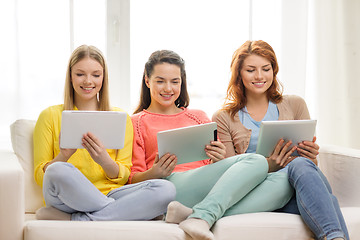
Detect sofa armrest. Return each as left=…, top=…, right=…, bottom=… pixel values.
left=0, top=150, right=24, bottom=240
left=319, top=144, right=360, bottom=207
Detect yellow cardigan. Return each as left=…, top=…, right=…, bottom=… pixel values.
left=33, top=104, right=133, bottom=195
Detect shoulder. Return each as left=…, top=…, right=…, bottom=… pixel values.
left=111, top=106, right=132, bottom=120
left=212, top=109, right=230, bottom=121
left=186, top=108, right=208, bottom=117
left=279, top=95, right=310, bottom=119
left=37, top=104, right=64, bottom=120
left=185, top=108, right=211, bottom=123
left=281, top=95, right=307, bottom=109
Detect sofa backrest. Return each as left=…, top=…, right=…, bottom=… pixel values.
left=10, top=119, right=43, bottom=213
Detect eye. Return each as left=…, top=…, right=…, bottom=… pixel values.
left=172, top=80, right=180, bottom=84
left=156, top=80, right=164, bottom=83
left=76, top=73, right=84, bottom=77
left=93, top=74, right=101, bottom=78
left=263, top=68, right=271, bottom=72
left=246, top=69, right=255, bottom=73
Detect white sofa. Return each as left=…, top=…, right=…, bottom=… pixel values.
left=1, top=119, right=360, bottom=240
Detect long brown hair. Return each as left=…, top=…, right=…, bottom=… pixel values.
left=223, top=40, right=283, bottom=118
left=64, top=45, right=110, bottom=111
left=133, top=50, right=189, bottom=114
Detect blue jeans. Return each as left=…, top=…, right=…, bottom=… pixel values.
left=43, top=162, right=176, bottom=221
left=278, top=157, right=349, bottom=240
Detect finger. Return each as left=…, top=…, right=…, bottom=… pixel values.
left=163, top=155, right=177, bottom=169
left=297, top=147, right=316, bottom=159
left=280, top=146, right=296, bottom=166
left=165, top=157, right=177, bottom=175
left=154, top=154, right=160, bottom=164
left=272, top=139, right=285, bottom=156
left=206, top=150, right=223, bottom=161
left=298, top=143, right=319, bottom=155
left=278, top=140, right=293, bottom=159
left=157, top=153, right=170, bottom=167
left=210, top=141, right=226, bottom=151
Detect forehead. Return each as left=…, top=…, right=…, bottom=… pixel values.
left=151, top=63, right=181, bottom=77
left=243, top=54, right=271, bottom=67
left=72, top=57, right=103, bottom=71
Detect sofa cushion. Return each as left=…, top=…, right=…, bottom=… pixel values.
left=24, top=220, right=187, bottom=240
left=10, top=119, right=43, bottom=213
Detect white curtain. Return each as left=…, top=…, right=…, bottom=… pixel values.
left=1, top=0, right=359, bottom=150
left=306, top=0, right=360, bottom=149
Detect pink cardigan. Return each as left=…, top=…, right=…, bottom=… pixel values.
left=129, top=108, right=212, bottom=183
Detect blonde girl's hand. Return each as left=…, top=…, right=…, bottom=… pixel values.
left=205, top=140, right=226, bottom=163
left=58, top=133, right=77, bottom=160
left=149, top=153, right=177, bottom=178
left=82, top=132, right=110, bottom=165
left=296, top=136, right=319, bottom=164
left=267, top=139, right=297, bottom=172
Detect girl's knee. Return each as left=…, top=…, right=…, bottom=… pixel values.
left=287, top=157, right=317, bottom=178
left=149, top=179, right=176, bottom=202
left=44, top=162, right=75, bottom=182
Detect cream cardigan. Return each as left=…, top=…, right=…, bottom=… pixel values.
left=212, top=95, right=310, bottom=158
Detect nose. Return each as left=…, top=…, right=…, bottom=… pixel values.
left=83, top=74, right=91, bottom=84
left=164, top=82, right=172, bottom=91
left=255, top=70, right=263, bottom=80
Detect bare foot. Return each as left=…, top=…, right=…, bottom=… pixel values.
left=165, top=201, right=193, bottom=224
left=179, top=218, right=214, bottom=240
left=36, top=206, right=71, bottom=220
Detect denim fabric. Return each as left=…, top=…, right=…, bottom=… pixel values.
left=43, top=162, right=175, bottom=221
left=280, top=157, right=349, bottom=240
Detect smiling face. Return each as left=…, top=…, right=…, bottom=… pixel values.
left=240, top=54, right=274, bottom=98
left=71, top=57, right=103, bottom=108
left=145, top=63, right=182, bottom=113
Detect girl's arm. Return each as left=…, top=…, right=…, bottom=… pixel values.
left=212, top=110, right=237, bottom=158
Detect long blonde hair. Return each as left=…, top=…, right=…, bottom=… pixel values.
left=64, top=45, right=110, bottom=111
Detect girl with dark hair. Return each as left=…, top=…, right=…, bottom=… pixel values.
left=213, top=40, right=349, bottom=240
left=130, top=49, right=294, bottom=240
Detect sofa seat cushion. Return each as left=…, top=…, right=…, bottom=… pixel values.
left=24, top=220, right=187, bottom=240
left=212, top=207, right=360, bottom=240
left=24, top=207, right=360, bottom=240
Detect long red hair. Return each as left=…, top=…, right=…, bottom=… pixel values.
left=223, top=40, right=283, bottom=118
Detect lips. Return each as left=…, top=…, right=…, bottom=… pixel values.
left=252, top=81, right=266, bottom=87
left=81, top=86, right=95, bottom=92
left=160, top=93, right=173, bottom=100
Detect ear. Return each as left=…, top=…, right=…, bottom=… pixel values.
left=145, top=75, right=150, bottom=88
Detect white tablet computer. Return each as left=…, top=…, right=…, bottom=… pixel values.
left=60, top=110, right=127, bottom=149
left=256, top=119, right=317, bottom=157
left=157, top=122, right=217, bottom=165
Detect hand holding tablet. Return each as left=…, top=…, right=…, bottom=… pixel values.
left=256, top=120, right=317, bottom=157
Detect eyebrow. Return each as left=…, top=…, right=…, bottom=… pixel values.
left=246, top=64, right=271, bottom=68
left=73, top=69, right=103, bottom=73
left=154, top=76, right=181, bottom=80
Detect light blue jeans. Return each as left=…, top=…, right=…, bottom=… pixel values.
left=43, top=162, right=176, bottom=221
left=279, top=157, right=349, bottom=240
left=166, top=154, right=294, bottom=227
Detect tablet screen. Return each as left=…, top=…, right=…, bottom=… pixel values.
left=60, top=110, right=127, bottom=149
left=256, top=120, right=317, bottom=157
left=157, top=122, right=217, bottom=164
